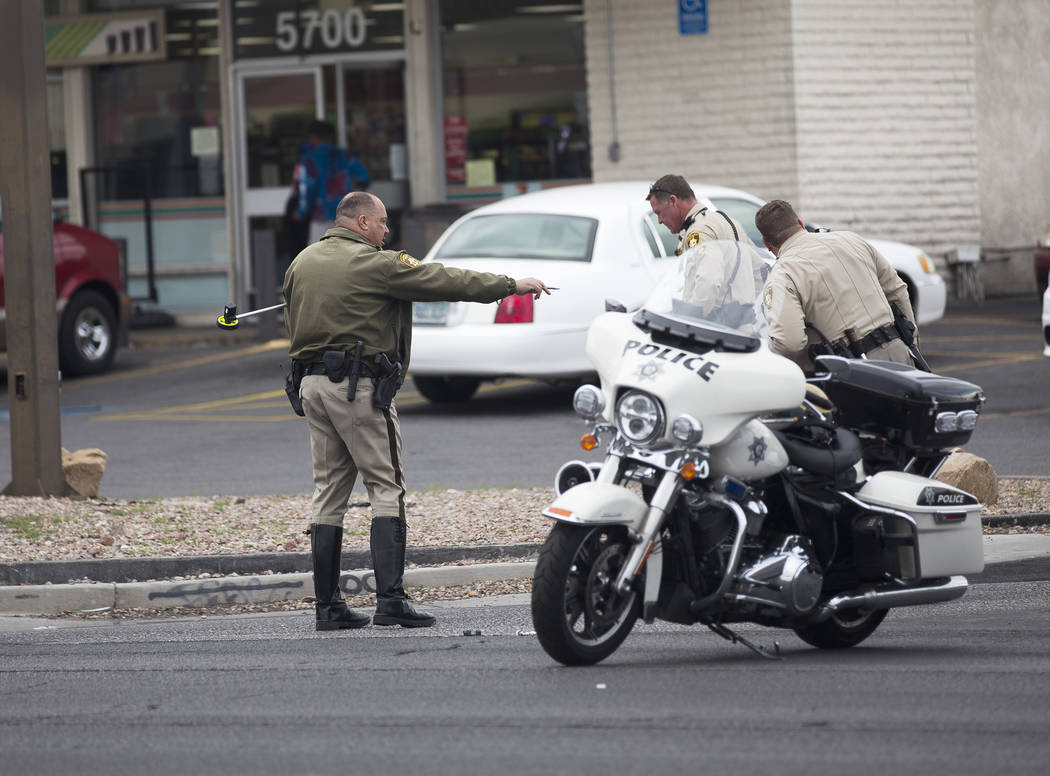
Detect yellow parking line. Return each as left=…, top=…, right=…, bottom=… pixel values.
left=941, top=315, right=1035, bottom=327
left=70, top=339, right=290, bottom=388
left=92, top=376, right=538, bottom=422
left=96, top=412, right=299, bottom=423
left=926, top=352, right=1045, bottom=371
left=922, top=334, right=1038, bottom=342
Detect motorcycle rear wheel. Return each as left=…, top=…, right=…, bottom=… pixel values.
left=531, top=523, right=641, bottom=666
left=793, top=607, right=888, bottom=649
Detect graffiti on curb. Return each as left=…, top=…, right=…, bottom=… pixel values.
left=339, top=571, right=376, bottom=595
left=146, top=571, right=375, bottom=606
left=148, top=578, right=304, bottom=605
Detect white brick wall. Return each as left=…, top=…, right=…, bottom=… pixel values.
left=791, top=0, right=981, bottom=255
left=584, top=0, right=800, bottom=199
left=585, top=0, right=984, bottom=260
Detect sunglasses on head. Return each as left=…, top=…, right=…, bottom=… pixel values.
left=647, top=184, right=675, bottom=200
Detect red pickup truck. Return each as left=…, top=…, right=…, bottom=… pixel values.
left=0, top=221, right=128, bottom=376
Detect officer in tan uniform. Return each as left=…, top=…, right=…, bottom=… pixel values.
left=755, top=199, right=918, bottom=372
left=646, top=174, right=755, bottom=255
left=283, top=191, right=549, bottom=630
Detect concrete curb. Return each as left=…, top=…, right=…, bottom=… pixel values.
left=0, top=561, right=537, bottom=616
left=2, top=531, right=1048, bottom=618
left=0, top=543, right=543, bottom=587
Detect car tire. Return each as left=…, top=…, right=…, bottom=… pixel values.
left=413, top=376, right=481, bottom=403
left=59, top=289, right=117, bottom=377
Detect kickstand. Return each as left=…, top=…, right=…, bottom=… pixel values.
left=706, top=622, right=782, bottom=660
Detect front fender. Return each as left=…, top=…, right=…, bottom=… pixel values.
left=542, top=482, right=648, bottom=530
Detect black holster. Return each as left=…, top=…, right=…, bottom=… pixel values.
left=371, top=352, right=402, bottom=410
left=284, top=359, right=305, bottom=417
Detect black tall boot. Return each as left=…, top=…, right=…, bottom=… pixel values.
left=311, top=524, right=369, bottom=631
left=370, top=516, right=436, bottom=628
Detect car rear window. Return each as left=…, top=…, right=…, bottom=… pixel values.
left=434, top=214, right=598, bottom=262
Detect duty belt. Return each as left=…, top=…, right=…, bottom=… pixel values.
left=832, top=323, right=900, bottom=356
left=302, top=361, right=375, bottom=377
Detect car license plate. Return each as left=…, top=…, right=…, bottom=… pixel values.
left=412, top=301, right=449, bottom=325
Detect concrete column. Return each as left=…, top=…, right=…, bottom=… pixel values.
left=63, top=67, right=94, bottom=227
left=58, top=0, right=91, bottom=226
left=0, top=0, right=69, bottom=496
left=403, top=0, right=445, bottom=206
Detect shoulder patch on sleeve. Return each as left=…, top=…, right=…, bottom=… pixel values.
left=763, top=285, right=774, bottom=310
left=686, top=232, right=702, bottom=249
left=398, top=251, right=421, bottom=268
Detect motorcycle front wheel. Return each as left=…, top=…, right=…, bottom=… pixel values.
left=793, top=607, right=888, bottom=649
left=531, top=523, right=641, bottom=666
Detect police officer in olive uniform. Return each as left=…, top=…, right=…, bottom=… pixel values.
left=283, top=191, right=549, bottom=630
left=646, top=174, right=755, bottom=255
left=755, top=199, right=918, bottom=372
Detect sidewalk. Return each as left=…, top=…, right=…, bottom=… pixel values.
left=2, top=532, right=1048, bottom=617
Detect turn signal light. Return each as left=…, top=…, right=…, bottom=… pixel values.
left=495, top=293, right=533, bottom=323
left=680, top=461, right=697, bottom=480
left=919, top=254, right=934, bottom=274
left=580, top=433, right=598, bottom=451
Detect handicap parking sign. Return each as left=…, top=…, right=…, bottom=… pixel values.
left=679, top=0, right=708, bottom=35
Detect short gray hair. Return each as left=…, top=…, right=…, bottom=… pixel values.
left=336, top=191, right=378, bottom=222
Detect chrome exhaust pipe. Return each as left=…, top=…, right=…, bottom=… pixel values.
left=813, top=575, right=969, bottom=622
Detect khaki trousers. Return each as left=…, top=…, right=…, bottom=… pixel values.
left=300, top=374, right=405, bottom=526
left=867, top=338, right=915, bottom=366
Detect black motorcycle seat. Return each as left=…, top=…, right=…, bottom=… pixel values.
left=772, top=423, right=863, bottom=483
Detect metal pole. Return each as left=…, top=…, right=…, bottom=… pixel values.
left=0, top=0, right=70, bottom=496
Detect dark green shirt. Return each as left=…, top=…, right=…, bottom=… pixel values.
left=283, top=227, right=516, bottom=378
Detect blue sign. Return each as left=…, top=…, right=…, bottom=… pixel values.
left=679, top=0, right=708, bottom=35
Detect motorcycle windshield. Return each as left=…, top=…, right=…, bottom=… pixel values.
left=639, top=240, right=773, bottom=345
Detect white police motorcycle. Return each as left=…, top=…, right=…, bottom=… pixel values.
left=531, top=241, right=986, bottom=666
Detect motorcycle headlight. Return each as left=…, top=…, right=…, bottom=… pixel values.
left=615, top=390, right=665, bottom=445
left=671, top=414, right=704, bottom=446
left=572, top=384, right=605, bottom=420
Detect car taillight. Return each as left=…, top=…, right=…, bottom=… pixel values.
left=494, top=294, right=533, bottom=323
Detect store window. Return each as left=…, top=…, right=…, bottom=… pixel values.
left=335, top=63, right=406, bottom=183
left=90, top=3, right=221, bottom=200
left=440, top=1, right=590, bottom=186
left=47, top=76, right=67, bottom=200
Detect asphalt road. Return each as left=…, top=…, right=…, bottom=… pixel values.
left=1, top=559, right=1048, bottom=775
left=0, top=294, right=1046, bottom=498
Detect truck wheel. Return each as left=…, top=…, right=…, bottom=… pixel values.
left=59, top=289, right=117, bottom=376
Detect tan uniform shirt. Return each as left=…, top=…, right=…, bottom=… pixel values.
left=762, top=229, right=917, bottom=370
left=676, top=203, right=755, bottom=255
left=283, top=227, right=516, bottom=378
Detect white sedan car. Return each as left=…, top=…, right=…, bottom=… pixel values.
left=410, top=181, right=946, bottom=402
left=1043, top=273, right=1050, bottom=357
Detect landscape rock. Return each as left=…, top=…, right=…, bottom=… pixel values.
left=935, top=449, right=998, bottom=505
left=62, top=447, right=108, bottom=499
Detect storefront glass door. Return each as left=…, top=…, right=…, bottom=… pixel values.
left=232, top=66, right=322, bottom=307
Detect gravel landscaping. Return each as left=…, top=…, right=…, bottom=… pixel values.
left=1, top=480, right=1045, bottom=620
left=1, top=480, right=1047, bottom=565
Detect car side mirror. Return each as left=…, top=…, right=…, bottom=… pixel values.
left=605, top=298, right=627, bottom=313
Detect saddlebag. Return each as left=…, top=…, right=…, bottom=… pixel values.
left=853, top=471, right=984, bottom=580
left=818, top=357, right=984, bottom=450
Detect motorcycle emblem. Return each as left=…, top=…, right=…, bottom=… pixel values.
left=748, top=434, right=768, bottom=465
left=634, top=359, right=666, bottom=382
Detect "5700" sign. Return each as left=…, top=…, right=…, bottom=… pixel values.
left=275, top=8, right=367, bottom=52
